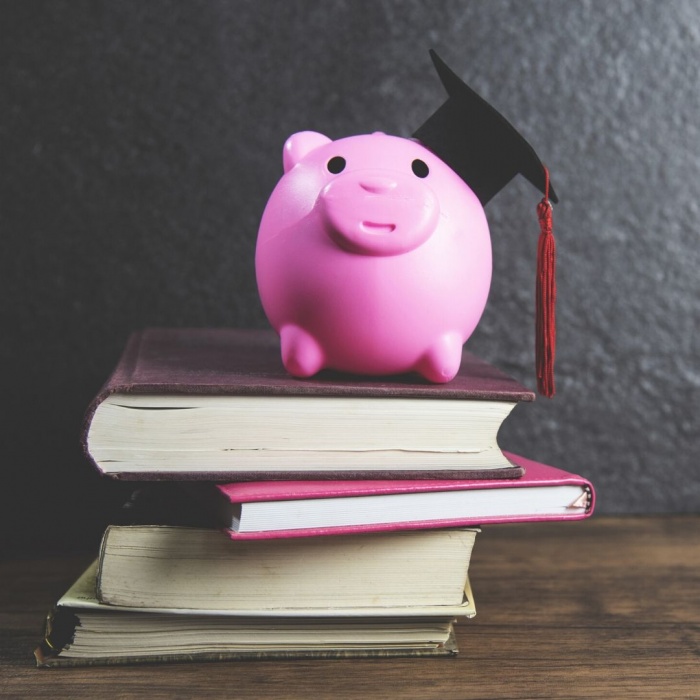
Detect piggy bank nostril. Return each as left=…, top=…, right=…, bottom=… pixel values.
left=359, top=178, right=398, bottom=194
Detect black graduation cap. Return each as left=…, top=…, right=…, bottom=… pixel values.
left=413, top=49, right=557, bottom=206
left=414, top=50, right=558, bottom=398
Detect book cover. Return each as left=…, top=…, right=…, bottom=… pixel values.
left=202, top=452, right=595, bottom=539
left=83, top=328, right=535, bottom=481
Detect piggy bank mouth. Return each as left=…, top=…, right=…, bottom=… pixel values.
left=361, top=221, right=397, bottom=235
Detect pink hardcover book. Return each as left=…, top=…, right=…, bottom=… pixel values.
left=195, top=453, right=595, bottom=540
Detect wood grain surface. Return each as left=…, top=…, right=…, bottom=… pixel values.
left=2, top=516, right=699, bottom=699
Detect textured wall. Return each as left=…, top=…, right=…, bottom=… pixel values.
left=3, top=0, right=699, bottom=554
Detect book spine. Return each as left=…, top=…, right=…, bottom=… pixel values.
left=81, top=330, right=145, bottom=476
left=34, top=606, right=79, bottom=668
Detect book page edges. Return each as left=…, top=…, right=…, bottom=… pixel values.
left=81, top=557, right=478, bottom=618
left=36, top=627, right=459, bottom=667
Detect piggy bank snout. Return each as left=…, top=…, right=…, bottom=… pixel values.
left=358, top=176, right=398, bottom=194
left=319, top=170, right=439, bottom=257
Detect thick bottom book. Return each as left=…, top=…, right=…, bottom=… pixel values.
left=35, top=564, right=471, bottom=667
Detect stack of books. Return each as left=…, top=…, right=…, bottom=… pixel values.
left=35, top=328, right=594, bottom=667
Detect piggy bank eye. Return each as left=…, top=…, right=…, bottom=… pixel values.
left=411, top=159, right=429, bottom=178
left=327, top=156, right=346, bottom=174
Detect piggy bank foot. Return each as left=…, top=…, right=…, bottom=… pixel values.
left=279, top=324, right=325, bottom=377
left=415, top=332, right=463, bottom=383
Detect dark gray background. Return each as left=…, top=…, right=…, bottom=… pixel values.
left=3, top=0, right=698, bottom=555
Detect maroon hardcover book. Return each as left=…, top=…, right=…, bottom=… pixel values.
left=83, top=328, right=535, bottom=481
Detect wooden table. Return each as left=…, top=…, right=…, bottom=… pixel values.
left=2, top=516, right=699, bottom=698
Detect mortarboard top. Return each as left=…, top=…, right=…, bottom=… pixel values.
left=414, top=49, right=557, bottom=206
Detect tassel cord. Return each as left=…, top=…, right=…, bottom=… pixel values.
left=535, top=166, right=556, bottom=398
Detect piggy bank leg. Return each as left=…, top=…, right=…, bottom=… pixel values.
left=279, top=324, right=326, bottom=377
left=415, top=332, right=464, bottom=383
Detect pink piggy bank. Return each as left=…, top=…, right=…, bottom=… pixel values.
left=255, top=130, right=492, bottom=383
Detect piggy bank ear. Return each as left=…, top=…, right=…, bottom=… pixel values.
left=283, top=131, right=332, bottom=173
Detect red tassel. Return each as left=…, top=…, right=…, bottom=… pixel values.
left=536, top=166, right=556, bottom=398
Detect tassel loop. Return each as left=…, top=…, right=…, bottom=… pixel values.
left=535, top=166, right=556, bottom=398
